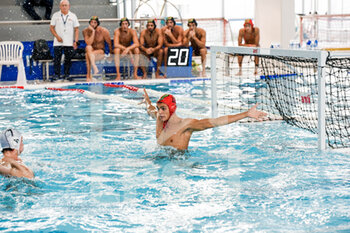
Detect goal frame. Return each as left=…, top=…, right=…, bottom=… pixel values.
left=210, top=46, right=328, bottom=150
left=299, top=13, right=350, bottom=49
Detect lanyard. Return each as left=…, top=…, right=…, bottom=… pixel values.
left=61, top=14, right=69, bottom=27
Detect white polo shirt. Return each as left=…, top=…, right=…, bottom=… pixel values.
left=50, top=10, right=80, bottom=47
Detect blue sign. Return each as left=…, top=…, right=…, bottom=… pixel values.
left=166, top=47, right=193, bottom=77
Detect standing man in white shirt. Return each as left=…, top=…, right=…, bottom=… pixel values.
left=50, top=0, right=79, bottom=81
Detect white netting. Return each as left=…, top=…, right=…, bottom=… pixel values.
left=300, top=14, right=350, bottom=48
left=179, top=18, right=233, bottom=46
left=211, top=46, right=350, bottom=149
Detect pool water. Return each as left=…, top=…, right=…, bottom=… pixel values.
left=0, top=82, right=349, bottom=232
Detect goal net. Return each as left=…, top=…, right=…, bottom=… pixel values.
left=210, top=46, right=350, bottom=149
left=299, top=14, right=350, bottom=49
left=178, top=18, right=234, bottom=46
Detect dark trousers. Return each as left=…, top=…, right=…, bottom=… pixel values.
left=53, top=46, right=74, bottom=78
left=23, top=0, right=53, bottom=20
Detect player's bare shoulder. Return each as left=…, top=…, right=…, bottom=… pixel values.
left=239, top=28, right=245, bottom=35
left=198, top=27, right=206, bottom=35
left=140, top=28, right=146, bottom=36
left=174, top=25, right=184, bottom=33
left=114, top=27, right=121, bottom=35
left=154, top=28, right=162, bottom=35
left=184, top=28, right=190, bottom=36
left=100, top=26, right=109, bottom=33
left=83, top=27, right=92, bottom=37
left=183, top=118, right=198, bottom=130
left=161, top=26, right=167, bottom=33
left=254, top=27, right=260, bottom=34
left=195, top=27, right=206, bottom=39
left=82, top=27, right=90, bottom=33
left=130, top=27, right=137, bottom=34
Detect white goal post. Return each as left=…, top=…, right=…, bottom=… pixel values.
left=210, top=46, right=329, bottom=150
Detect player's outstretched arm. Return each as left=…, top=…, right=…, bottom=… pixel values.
left=188, top=103, right=266, bottom=131
left=143, top=88, right=157, bottom=119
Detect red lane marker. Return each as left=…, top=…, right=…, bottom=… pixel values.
left=103, top=83, right=139, bottom=92
left=0, top=86, right=24, bottom=89
left=104, top=84, right=124, bottom=88
left=46, top=87, right=85, bottom=93
left=122, top=84, right=139, bottom=92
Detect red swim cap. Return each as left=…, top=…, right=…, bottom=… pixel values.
left=157, top=94, right=177, bottom=116
left=157, top=94, right=176, bottom=128
left=244, top=19, right=254, bottom=28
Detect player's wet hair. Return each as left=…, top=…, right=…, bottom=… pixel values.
left=89, top=16, right=100, bottom=26
left=147, top=19, right=156, bottom=29
left=244, top=19, right=254, bottom=28
left=120, top=17, right=130, bottom=26
left=166, top=16, right=176, bottom=25
left=187, top=18, right=197, bottom=27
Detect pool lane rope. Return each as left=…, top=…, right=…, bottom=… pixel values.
left=2, top=79, right=279, bottom=121
left=46, top=87, right=142, bottom=106
left=0, top=81, right=250, bottom=110
left=46, top=87, right=85, bottom=93
left=102, top=84, right=279, bottom=121
left=0, top=86, right=24, bottom=89
left=104, top=83, right=255, bottom=112
left=46, top=84, right=279, bottom=121
left=46, top=86, right=209, bottom=119
left=104, top=83, right=214, bottom=107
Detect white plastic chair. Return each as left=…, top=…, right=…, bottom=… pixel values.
left=0, top=41, right=27, bottom=85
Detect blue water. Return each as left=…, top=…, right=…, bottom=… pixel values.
left=0, top=82, right=349, bottom=232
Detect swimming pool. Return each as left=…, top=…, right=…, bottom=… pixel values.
left=0, top=80, right=349, bottom=232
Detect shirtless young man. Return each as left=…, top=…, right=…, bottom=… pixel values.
left=161, top=17, right=184, bottom=77
left=82, top=16, right=113, bottom=82
left=113, top=17, right=141, bottom=80
left=237, top=19, right=260, bottom=76
left=143, top=89, right=266, bottom=150
left=139, top=19, right=164, bottom=79
left=183, top=18, right=207, bottom=77
left=0, top=129, right=34, bottom=179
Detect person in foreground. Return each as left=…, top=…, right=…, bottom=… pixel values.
left=143, top=89, right=267, bottom=150
left=0, top=129, right=34, bottom=179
